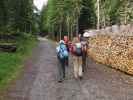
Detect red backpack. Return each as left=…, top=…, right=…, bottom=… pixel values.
left=71, top=43, right=82, bottom=56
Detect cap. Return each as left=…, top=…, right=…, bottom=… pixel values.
left=59, top=40, right=65, bottom=44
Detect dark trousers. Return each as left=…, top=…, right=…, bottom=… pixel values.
left=57, top=56, right=66, bottom=81
left=82, top=51, right=87, bottom=72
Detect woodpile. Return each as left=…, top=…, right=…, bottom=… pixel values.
left=94, top=24, right=133, bottom=36
left=105, top=26, right=112, bottom=34
left=111, top=25, right=120, bottom=34
left=88, top=35, right=133, bottom=75
left=0, top=34, right=17, bottom=52
left=0, top=44, right=17, bottom=52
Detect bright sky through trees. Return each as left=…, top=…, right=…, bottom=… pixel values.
left=34, top=0, right=48, bottom=10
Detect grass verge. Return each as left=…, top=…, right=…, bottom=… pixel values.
left=0, top=33, right=38, bottom=90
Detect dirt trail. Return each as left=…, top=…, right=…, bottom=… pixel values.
left=2, top=38, right=133, bottom=100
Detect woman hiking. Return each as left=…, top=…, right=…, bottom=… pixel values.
left=56, top=40, right=69, bottom=82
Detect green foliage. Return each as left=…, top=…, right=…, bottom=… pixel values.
left=79, top=0, right=97, bottom=31
left=41, top=0, right=83, bottom=39
left=0, top=0, right=35, bottom=34
left=41, top=0, right=133, bottom=38
left=92, top=0, right=133, bottom=27
left=0, top=34, right=37, bottom=89
left=0, top=0, right=38, bottom=90
left=118, top=0, right=133, bottom=24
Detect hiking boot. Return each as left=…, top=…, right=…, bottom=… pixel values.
left=58, top=79, right=63, bottom=83
left=79, top=76, right=83, bottom=80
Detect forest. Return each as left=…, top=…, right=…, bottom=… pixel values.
left=0, top=0, right=133, bottom=88
left=40, top=0, right=133, bottom=40
left=0, top=0, right=37, bottom=34
left=0, top=0, right=37, bottom=88
left=0, top=0, right=133, bottom=37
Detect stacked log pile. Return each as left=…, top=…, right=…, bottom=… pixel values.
left=88, top=35, right=133, bottom=75
left=0, top=34, right=17, bottom=52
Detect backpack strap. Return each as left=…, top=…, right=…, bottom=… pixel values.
left=58, top=45, right=63, bottom=53
left=58, top=44, right=67, bottom=55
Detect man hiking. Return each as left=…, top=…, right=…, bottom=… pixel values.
left=79, top=34, right=88, bottom=72
left=56, top=40, right=69, bottom=82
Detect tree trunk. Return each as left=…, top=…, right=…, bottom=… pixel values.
left=51, top=25, right=54, bottom=40
left=76, top=16, right=79, bottom=36
left=124, top=12, right=127, bottom=25
left=70, top=25, right=73, bottom=41
left=67, top=25, right=70, bottom=40
left=59, top=24, right=62, bottom=40
left=66, top=18, right=70, bottom=40
left=103, top=14, right=106, bottom=28
left=97, top=0, right=100, bottom=30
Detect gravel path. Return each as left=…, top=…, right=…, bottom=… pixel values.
left=2, top=38, right=133, bottom=100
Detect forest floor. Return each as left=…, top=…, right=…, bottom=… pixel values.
left=1, top=38, right=133, bottom=100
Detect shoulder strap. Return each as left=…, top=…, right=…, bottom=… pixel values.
left=59, top=45, right=65, bottom=52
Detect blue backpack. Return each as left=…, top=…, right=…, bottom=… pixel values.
left=58, top=44, right=68, bottom=59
